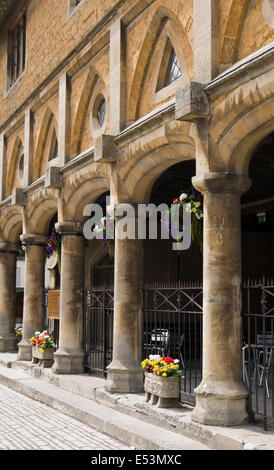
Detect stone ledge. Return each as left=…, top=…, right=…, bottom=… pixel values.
left=1, top=353, right=274, bottom=450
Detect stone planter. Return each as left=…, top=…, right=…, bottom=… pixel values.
left=32, top=346, right=54, bottom=368
left=144, top=372, right=180, bottom=408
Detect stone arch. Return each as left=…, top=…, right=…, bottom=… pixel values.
left=228, top=110, right=274, bottom=175
left=210, top=69, right=274, bottom=173
left=120, top=121, right=196, bottom=203
left=128, top=5, right=193, bottom=122
left=63, top=163, right=111, bottom=221
left=6, top=136, right=24, bottom=196
left=219, top=0, right=250, bottom=67
left=33, top=108, right=58, bottom=180
left=0, top=205, right=23, bottom=244
left=26, top=190, right=58, bottom=235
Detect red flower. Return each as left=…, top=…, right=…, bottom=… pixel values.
left=173, top=198, right=180, bottom=204
left=164, top=357, right=174, bottom=364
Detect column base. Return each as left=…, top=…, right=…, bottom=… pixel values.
left=52, top=350, right=84, bottom=374
left=17, top=342, right=32, bottom=361
left=105, top=359, right=144, bottom=393
left=191, top=377, right=248, bottom=426
left=0, top=335, right=17, bottom=352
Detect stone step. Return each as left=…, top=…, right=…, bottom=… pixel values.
left=0, top=364, right=209, bottom=451
left=0, top=353, right=274, bottom=450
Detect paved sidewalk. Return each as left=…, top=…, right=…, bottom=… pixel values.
left=0, top=383, right=130, bottom=450
left=1, top=353, right=274, bottom=450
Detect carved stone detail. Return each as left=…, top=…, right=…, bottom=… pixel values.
left=175, top=82, right=210, bottom=122
left=144, top=372, right=180, bottom=408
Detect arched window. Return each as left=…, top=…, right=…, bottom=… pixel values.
left=48, top=127, right=58, bottom=161
left=156, top=39, right=182, bottom=91
left=164, top=49, right=182, bottom=86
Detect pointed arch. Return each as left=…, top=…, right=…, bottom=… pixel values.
left=128, top=6, right=193, bottom=122
left=71, top=67, right=99, bottom=156
left=6, top=136, right=24, bottom=196
left=219, top=0, right=250, bottom=66
left=33, top=108, right=58, bottom=180
left=138, top=18, right=189, bottom=118
left=156, top=39, right=182, bottom=91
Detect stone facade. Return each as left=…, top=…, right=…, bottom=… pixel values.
left=0, top=0, right=273, bottom=426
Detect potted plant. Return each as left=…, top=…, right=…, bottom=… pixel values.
left=15, top=326, right=23, bottom=344
left=29, top=330, right=56, bottom=368
left=141, top=355, right=182, bottom=408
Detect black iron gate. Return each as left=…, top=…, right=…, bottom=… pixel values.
left=83, top=279, right=274, bottom=426
left=143, top=281, right=203, bottom=405
left=83, top=282, right=203, bottom=405
left=83, top=286, right=114, bottom=376
left=242, top=278, right=274, bottom=430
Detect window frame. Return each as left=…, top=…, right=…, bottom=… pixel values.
left=7, top=11, right=27, bottom=89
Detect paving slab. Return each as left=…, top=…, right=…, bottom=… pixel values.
left=0, top=352, right=274, bottom=450
left=0, top=363, right=209, bottom=450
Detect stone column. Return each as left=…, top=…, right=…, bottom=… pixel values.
left=191, top=172, right=251, bottom=426
left=52, top=222, right=84, bottom=374
left=105, top=208, right=144, bottom=393
left=18, top=234, right=46, bottom=361
left=0, top=243, right=18, bottom=352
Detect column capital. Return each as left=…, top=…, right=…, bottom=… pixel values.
left=0, top=241, right=19, bottom=254
left=192, top=172, right=251, bottom=195
left=20, top=233, right=47, bottom=246
left=55, top=220, right=83, bottom=236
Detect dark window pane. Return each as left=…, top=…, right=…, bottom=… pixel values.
left=164, top=50, right=182, bottom=87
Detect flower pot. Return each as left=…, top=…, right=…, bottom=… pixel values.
left=144, top=372, right=180, bottom=408
left=32, top=346, right=54, bottom=368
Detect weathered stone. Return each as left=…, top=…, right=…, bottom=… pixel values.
left=17, top=235, right=46, bottom=362
left=11, top=188, right=25, bottom=206
left=176, top=82, right=210, bottom=122
left=44, top=166, right=62, bottom=189
left=94, top=135, right=118, bottom=162
left=144, top=372, right=180, bottom=408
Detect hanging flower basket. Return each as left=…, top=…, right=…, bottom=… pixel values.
left=46, top=231, right=61, bottom=274
left=93, top=216, right=115, bottom=261
left=162, top=191, right=203, bottom=252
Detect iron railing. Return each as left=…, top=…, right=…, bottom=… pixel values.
left=83, top=282, right=203, bottom=405
left=143, top=281, right=203, bottom=405
left=242, top=278, right=274, bottom=430
left=83, top=286, right=114, bottom=376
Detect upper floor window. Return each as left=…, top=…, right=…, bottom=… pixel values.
left=156, top=39, right=182, bottom=92
left=164, top=49, right=182, bottom=87
left=7, top=12, right=26, bottom=88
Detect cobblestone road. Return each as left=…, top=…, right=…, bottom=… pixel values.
left=0, top=383, right=130, bottom=450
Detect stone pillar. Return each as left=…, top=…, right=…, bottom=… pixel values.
left=105, top=209, right=144, bottom=393
left=191, top=172, right=251, bottom=426
left=18, top=234, right=46, bottom=361
left=0, top=243, right=18, bottom=352
left=52, top=222, right=84, bottom=374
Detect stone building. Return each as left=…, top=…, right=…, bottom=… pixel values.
left=0, top=0, right=273, bottom=427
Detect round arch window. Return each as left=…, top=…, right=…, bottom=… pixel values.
left=97, top=98, right=106, bottom=127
